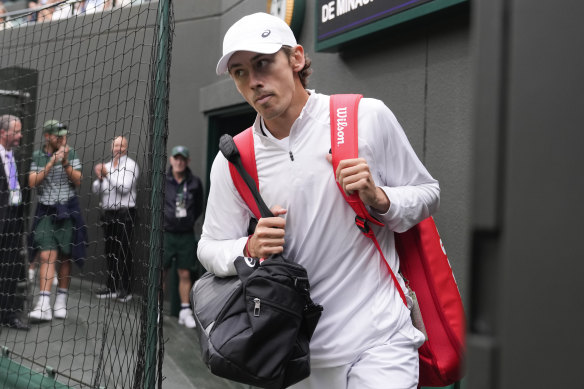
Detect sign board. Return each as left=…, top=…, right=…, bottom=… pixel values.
left=316, top=0, right=467, bottom=51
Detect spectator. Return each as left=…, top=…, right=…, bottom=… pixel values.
left=27, top=0, right=39, bottom=23
left=92, top=136, right=138, bottom=302
left=81, top=0, right=112, bottom=14
left=28, top=119, right=87, bottom=322
left=0, top=115, right=29, bottom=330
left=50, top=0, right=74, bottom=20
left=35, top=0, right=53, bottom=22
left=0, top=2, right=13, bottom=29
left=162, top=145, right=203, bottom=328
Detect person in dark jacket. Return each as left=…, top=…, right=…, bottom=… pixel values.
left=163, top=145, right=203, bottom=328
left=0, top=114, right=29, bottom=330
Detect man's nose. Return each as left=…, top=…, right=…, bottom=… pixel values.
left=248, top=69, right=263, bottom=89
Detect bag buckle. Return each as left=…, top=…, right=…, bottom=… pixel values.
left=294, top=277, right=310, bottom=292
left=354, top=216, right=370, bottom=234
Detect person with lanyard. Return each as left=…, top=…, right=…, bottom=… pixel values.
left=198, top=13, right=439, bottom=388
left=92, top=135, right=139, bottom=303
left=162, top=145, right=204, bottom=328
left=0, top=114, right=29, bottom=330
left=28, top=119, right=87, bottom=322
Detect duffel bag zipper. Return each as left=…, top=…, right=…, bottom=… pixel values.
left=253, top=298, right=261, bottom=317
left=250, top=296, right=303, bottom=319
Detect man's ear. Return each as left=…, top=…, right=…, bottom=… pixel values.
left=291, top=45, right=306, bottom=72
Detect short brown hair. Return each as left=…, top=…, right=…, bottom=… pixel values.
left=281, top=46, right=312, bottom=88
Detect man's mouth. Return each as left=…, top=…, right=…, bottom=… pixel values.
left=255, top=93, right=273, bottom=105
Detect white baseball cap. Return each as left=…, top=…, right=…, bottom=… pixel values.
left=216, top=12, right=297, bottom=75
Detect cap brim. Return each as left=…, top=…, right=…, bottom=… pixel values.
left=172, top=152, right=189, bottom=158
left=216, top=42, right=284, bottom=75
left=46, top=129, right=68, bottom=136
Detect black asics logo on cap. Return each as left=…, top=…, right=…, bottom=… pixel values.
left=261, top=29, right=271, bottom=38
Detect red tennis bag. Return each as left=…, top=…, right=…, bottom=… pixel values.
left=228, top=94, right=465, bottom=387
left=330, top=94, right=465, bottom=387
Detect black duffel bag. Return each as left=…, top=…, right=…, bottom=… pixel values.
left=191, top=255, right=322, bottom=389
left=191, top=134, right=323, bottom=388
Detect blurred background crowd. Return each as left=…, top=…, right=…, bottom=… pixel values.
left=0, top=0, right=150, bottom=27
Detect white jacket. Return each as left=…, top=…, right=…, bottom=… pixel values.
left=198, top=91, right=439, bottom=367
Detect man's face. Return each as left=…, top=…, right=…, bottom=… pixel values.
left=170, top=154, right=188, bottom=174
left=227, top=49, right=299, bottom=121
left=47, top=133, right=66, bottom=149
left=2, top=119, right=22, bottom=150
left=112, top=136, right=128, bottom=158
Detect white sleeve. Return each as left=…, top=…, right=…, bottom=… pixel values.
left=91, top=178, right=103, bottom=194
left=107, top=158, right=138, bottom=195
left=360, top=98, right=440, bottom=233
left=197, top=153, right=254, bottom=277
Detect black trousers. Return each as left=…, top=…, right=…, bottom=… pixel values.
left=101, top=208, right=136, bottom=293
left=0, top=205, right=24, bottom=322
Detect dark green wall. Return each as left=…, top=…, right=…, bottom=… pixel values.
left=468, top=0, right=584, bottom=387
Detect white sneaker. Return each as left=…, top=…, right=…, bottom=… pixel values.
left=178, top=308, right=196, bottom=329
left=29, top=296, right=52, bottom=322
left=53, top=294, right=67, bottom=319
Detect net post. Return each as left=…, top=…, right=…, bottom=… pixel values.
left=145, top=0, right=172, bottom=386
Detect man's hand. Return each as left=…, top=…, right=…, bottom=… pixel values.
left=247, top=206, right=287, bottom=259
left=53, top=145, right=68, bottom=164
left=326, top=154, right=390, bottom=213
left=61, top=145, right=70, bottom=165
left=94, top=163, right=104, bottom=179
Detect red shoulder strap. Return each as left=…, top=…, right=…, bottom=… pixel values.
left=330, top=94, right=407, bottom=306
left=229, top=127, right=261, bottom=219
left=330, top=94, right=383, bottom=230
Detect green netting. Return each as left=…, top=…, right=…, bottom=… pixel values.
left=0, top=0, right=172, bottom=387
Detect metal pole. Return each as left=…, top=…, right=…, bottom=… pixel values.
left=145, top=0, right=171, bottom=386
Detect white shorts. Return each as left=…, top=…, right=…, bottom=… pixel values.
left=290, top=324, right=425, bottom=389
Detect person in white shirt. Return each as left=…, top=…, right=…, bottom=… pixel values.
left=92, top=135, right=138, bottom=302
left=198, top=13, right=440, bottom=389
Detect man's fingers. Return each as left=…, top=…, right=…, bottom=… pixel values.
left=248, top=227, right=285, bottom=258
left=256, top=245, right=284, bottom=258
left=270, top=205, right=287, bottom=217
left=255, top=236, right=285, bottom=249
left=255, top=223, right=286, bottom=240
left=342, top=172, right=372, bottom=191
left=257, top=216, right=286, bottom=230
left=335, top=158, right=368, bottom=180
left=249, top=206, right=287, bottom=258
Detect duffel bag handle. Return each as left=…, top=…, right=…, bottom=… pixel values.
left=233, top=256, right=259, bottom=281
